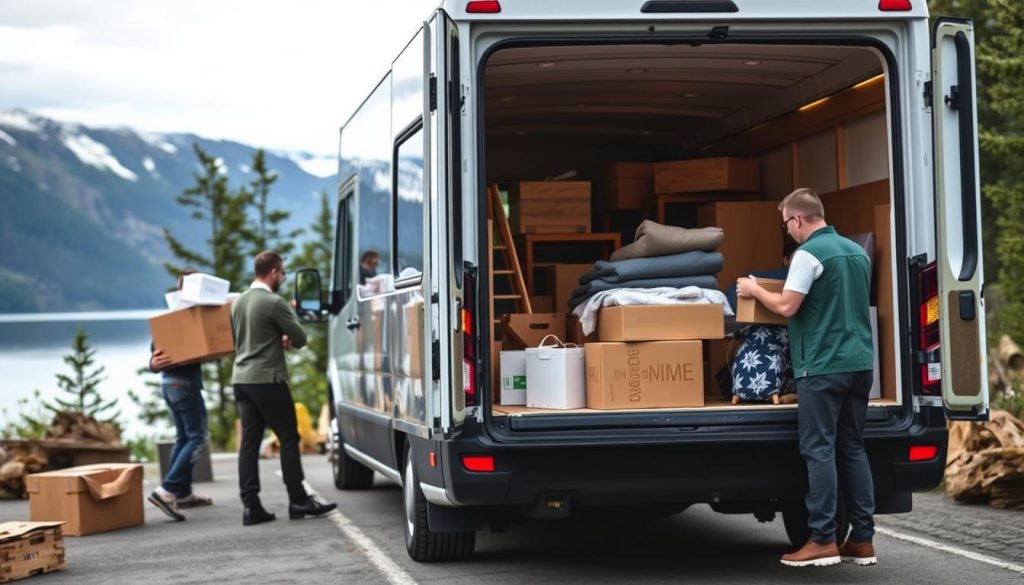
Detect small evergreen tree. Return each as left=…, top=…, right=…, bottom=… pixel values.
left=30, top=327, right=121, bottom=427
left=246, top=149, right=302, bottom=257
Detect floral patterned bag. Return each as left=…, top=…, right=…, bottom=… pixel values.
left=731, top=325, right=794, bottom=402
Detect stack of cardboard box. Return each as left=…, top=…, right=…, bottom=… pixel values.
left=149, top=273, right=236, bottom=367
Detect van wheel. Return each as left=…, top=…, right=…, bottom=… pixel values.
left=330, top=417, right=374, bottom=490
left=403, top=445, right=475, bottom=562
left=781, top=500, right=850, bottom=549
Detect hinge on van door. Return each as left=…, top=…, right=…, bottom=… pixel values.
left=429, top=75, right=438, bottom=112
left=432, top=339, right=441, bottom=381
left=923, top=81, right=933, bottom=108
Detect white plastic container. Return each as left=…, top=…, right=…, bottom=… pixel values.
left=500, top=350, right=527, bottom=405
left=525, top=335, right=586, bottom=409
left=179, top=273, right=230, bottom=306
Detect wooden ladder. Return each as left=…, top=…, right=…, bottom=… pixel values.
left=487, top=184, right=531, bottom=339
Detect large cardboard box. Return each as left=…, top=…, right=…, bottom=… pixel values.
left=500, top=313, right=566, bottom=349
left=598, top=304, right=725, bottom=342
left=0, top=522, right=65, bottom=583
left=149, top=304, right=234, bottom=366
left=586, top=341, right=704, bottom=409
left=525, top=343, right=586, bottom=409
left=499, top=350, right=527, bottom=405
left=510, top=181, right=591, bottom=234
left=654, top=157, right=759, bottom=194
left=26, top=464, right=144, bottom=536
left=735, top=278, right=788, bottom=325
left=605, top=162, right=655, bottom=210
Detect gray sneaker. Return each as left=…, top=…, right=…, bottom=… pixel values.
left=148, top=489, right=185, bottom=521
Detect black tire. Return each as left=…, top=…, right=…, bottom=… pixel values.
left=781, top=499, right=850, bottom=549
left=403, top=444, right=475, bottom=562
left=330, top=417, right=374, bottom=490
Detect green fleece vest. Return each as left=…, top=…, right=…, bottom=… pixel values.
left=788, top=226, right=874, bottom=378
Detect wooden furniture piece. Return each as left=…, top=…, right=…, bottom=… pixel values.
left=487, top=184, right=531, bottom=340
left=520, top=232, right=621, bottom=294
left=654, top=157, right=760, bottom=195
left=656, top=192, right=763, bottom=224
left=509, top=181, right=591, bottom=234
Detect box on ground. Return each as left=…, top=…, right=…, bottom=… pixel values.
left=500, top=350, right=527, bottom=405
left=598, top=304, right=725, bottom=342
left=653, top=157, right=760, bottom=194
left=0, top=522, right=65, bottom=584
left=510, top=181, right=592, bottom=234
left=604, top=162, right=654, bottom=210
left=586, top=341, right=705, bottom=409
left=525, top=340, right=585, bottom=409
left=26, top=464, right=144, bottom=537
left=149, top=304, right=234, bottom=366
left=735, top=278, right=788, bottom=325
left=179, top=273, right=230, bottom=305
left=501, top=313, right=566, bottom=349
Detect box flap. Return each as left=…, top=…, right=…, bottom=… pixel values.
left=27, top=463, right=143, bottom=495
left=0, top=521, right=64, bottom=544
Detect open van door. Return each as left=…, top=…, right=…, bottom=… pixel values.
left=932, top=18, right=989, bottom=421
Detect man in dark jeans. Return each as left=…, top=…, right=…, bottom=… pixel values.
left=231, top=250, right=337, bottom=526
left=738, top=188, right=876, bottom=568
left=148, top=268, right=213, bottom=521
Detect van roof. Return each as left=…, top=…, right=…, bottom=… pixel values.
left=441, top=0, right=929, bottom=21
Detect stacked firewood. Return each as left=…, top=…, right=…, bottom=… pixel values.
left=0, top=444, right=48, bottom=500
left=44, top=411, right=122, bottom=447
left=946, top=410, right=1024, bottom=508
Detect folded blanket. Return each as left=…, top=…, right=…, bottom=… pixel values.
left=611, top=221, right=724, bottom=261
left=572, top=286, right=733, bottom=336
left=579, top=250, right=724, bottom=285
left=569, top=274, right=719, bottom=310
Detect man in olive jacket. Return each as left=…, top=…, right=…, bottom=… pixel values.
left=232, top=250, right=336, bottom=526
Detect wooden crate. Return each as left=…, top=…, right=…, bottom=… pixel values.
left=509, top=181, right=591, bottom=234
left=697, top=201, right=784, bottom=291
left=654, top=157, right=760, bottom=194
left=604, top=162, right=654, bottom=210
left=0, top=522, right=65, bottom=584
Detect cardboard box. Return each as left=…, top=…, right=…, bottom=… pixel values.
left=500, top=313, right=566, bottom=349
left=551, top=264, right=592, bottom=313
left=567, top=314, right=598, bottom=345
left=735, top=278, right=788, bottom=325
left=149, top=304, right=234, bottom=366
left=179, top=273, right=230, bottom=305
left=0, top=522, right=65, bottom=583
left=598, top=304, right=725, bottom=342
left=605, top=162, right=655, bottom=210
left=500, top=350, right=527, bottom=405
left=698, top=201, right=785, bottom=291
left=510, top=181, right=591, bottom=234
left=26, top=464, right=144, bottom=536
left=525, top=343, right=586, bottom=409
left=530, top=295, right=553, bottom=313
left=586, top=341, right=704, bottom=409
left=654, top=157, right=760, bottom=194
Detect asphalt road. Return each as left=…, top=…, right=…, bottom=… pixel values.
left=2, top=454, right=1023, bottom=585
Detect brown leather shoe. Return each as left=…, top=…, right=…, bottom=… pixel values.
left=780, top=540, right=841, bottom=567
left=839, top=539, right=877, bottom=566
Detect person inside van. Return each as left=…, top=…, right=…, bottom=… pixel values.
left=359, top=249, right=380, bottom=285
left=737, top=188, right=876, bottom=568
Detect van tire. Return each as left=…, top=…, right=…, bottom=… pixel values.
left=403, top=444, right=475, bottom=562
left=331, top=417, right=375, bottom=490
left=781, top=499, right=850, bottom=549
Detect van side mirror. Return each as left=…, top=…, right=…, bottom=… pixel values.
left=294, top=268, right=326, bottom=322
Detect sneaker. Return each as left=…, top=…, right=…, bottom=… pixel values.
left=148, top=489, right=185, bottom=521
left=780, top=540, right=841, bottom=567
left=177, top=493, right=213, bottom=508
left=839, top=539, right=877, bottom=566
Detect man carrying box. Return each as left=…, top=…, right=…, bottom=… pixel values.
left=148, top=268, right=214, bottom=521
left=737, top=188, right=876, bottom=568
left=232, top=251, right=337, bottom=526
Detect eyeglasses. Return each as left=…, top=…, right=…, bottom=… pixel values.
left=780, top=215, right=798, bottom=234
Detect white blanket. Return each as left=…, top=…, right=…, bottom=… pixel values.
left=572, top=286, right=734, bottom=336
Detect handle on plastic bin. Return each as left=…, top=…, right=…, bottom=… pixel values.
left=537, top=334, right=566, bottom=348
left=81, top=466, right=140, bottom=501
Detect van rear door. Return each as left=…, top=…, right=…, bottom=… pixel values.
left=931, top=17, right=989, bottom=421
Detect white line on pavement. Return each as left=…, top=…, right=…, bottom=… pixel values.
left=875, top=525, right=1024, bottom=575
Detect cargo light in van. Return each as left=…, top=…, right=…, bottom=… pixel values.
left=462, top=455, right=495, bottom=472
left=878, top=0, right=912, bottom=11
left=798, top=96, right=830, bottom=112
left=466, top=1, right=501, bottom=13
left=908, top=445, right=939, bottom=461
left=853, top=73, right=886, bottom=90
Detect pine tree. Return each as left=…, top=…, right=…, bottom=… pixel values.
left=43, top=327, right=120, bottom=423
left=246, top=149, right=302, bottom=257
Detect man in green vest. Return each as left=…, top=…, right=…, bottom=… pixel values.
left=737, top=188, right=876, bottom=568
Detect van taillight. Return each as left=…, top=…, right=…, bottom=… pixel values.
left=917, top=261, right=941, bottom=395
left=462, top=266, right=478, bottom=407
left=466, top=1, right=501, bottom=13
left=878, top=0, right=912, bottom=10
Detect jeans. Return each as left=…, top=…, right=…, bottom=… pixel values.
left=797, top=370, right=876, bottom=544
left=161, top=378, right=208, bottom=498
left=234, top=383, right=307, bottom=507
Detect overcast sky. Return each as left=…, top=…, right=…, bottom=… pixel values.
left=0, top=0, right=436, bottom=155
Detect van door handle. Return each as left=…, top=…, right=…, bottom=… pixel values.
left=346, top=317, right=361, bottom=330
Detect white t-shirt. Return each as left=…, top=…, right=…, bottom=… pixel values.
left=783, top=249, right=824, bottom=294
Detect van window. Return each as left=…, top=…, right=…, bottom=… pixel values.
left=394, top=119, right=425, bottom=283
left=332, top=194, right=354, bottom=305
left=351, top=76, right=392, bottom=297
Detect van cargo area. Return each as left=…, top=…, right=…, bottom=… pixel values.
left=480, top=41, right=902, bottom=422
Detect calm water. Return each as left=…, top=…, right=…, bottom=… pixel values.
left=0, top=310, right=173, bottom=439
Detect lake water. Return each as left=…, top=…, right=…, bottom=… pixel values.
left=0, top=311, right=174, bottom=440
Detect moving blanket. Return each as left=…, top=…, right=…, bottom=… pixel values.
left=569, top=275, right=719, bottom=310
left=579, top=250, right=724, bottom=285
left=571, top=286, right=733, bottom=336
left=610, top=221, right=724, bottom=261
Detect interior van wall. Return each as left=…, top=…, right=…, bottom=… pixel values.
left=844, top=111, right=890, bottom=187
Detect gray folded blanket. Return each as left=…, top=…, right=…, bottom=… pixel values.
left=569, top=274, right=719, bottom=309
left=611, top=221, right=724, bottom=261
left=579, top=250, right=724, bottom=285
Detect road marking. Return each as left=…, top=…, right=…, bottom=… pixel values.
left=876, top=525, right=1024, bottom=575
left=277, top=471, right=420, bottom=585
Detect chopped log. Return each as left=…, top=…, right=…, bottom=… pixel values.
left=946, top=410, right=1024, bottom=507
left=999, top=335, right=1024, bottom=371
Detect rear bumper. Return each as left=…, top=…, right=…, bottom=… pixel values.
left=430, top=424, right=947, bottom=510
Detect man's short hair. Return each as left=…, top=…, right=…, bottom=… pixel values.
left=254, top=251, right=284, bottom=277
left=176, top=267, right=198, bottom=290
left=360, top=249, right=380, bottom=264
left=778, top=187, right=825, bottom=221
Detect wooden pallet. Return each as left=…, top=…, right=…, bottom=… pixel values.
left=0, top=523, right=65, bottom=584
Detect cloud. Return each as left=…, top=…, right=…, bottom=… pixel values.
left=0, top=0, right=436, bottom=154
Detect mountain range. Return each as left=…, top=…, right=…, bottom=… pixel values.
left=0, top=109, right=338, bottom=313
